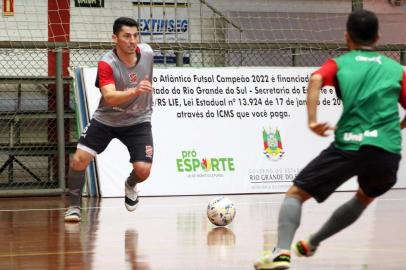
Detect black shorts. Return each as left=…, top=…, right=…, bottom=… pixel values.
left=78, top=119, right=153, bottom=163
left=293, top=143, right=401, bottom=202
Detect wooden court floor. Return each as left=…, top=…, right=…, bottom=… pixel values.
left=0, top=189, right=405, bottom=270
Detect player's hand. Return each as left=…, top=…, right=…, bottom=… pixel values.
left=308, top=121, right=335, bottom=137
left=133, top=76, right=152, bottom=95
left=401, top=116, right=406, bottom=129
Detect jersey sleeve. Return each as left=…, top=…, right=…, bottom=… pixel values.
left=96, top=61, right=115, bottom=88
left=400, top=71, right=406, bottom=109
left=312, top=59, right=338, bottom=88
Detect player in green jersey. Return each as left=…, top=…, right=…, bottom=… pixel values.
left=254, top=9, right=406, bottom=270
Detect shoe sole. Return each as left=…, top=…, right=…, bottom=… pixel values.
left=254, top=263, right=289, bottom=270
left=125, top=196, right=139, bottom=212
left=64, top=216, right=80, bottom=222
left=125, top=204, right=138, bottom=212
left=292, top=242, right=302, bottom=257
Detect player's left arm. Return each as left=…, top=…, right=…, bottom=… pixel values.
left=307, top=74, right=322, bottom=126
left=307, top=59, right=337, bottom=136
left=400, top=71, right=406, bottom=129
left=149, top=55, right=154, bottom=84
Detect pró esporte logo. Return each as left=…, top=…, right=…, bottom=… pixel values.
left=176, top=150, right=235, bottom=176
left=263, top=126, right=284, bottom=161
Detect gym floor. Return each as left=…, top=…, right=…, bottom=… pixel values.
left=0, top=189, right=405, bottom=269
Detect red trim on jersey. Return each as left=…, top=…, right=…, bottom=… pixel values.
left=313, top=59, right=338, bottom=88
left=98, top=61, right=115, bottom=87
left=400, top=71, right=406, bottom=109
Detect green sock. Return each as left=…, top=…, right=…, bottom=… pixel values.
left=310, top=197, right=366, bottom=247
left=277, top=196, right=303, bottom=250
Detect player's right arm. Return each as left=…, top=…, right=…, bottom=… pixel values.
left=100, top=79, right=152, bottom=107
left=98, top=61, right=152, bottom=107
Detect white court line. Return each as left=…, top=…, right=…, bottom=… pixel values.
left=0, top=197, right=405, bottom=212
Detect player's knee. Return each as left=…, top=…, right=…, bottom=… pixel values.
left=286, top=185, right=311, bottom=203
left=135, top=169, right=150, bottom=182
left=355, top=189, right=374, bottom=206
left=133, top=165, right=151, bottom=182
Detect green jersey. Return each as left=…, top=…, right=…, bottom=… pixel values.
left=316, top=50, right=404, bottom=154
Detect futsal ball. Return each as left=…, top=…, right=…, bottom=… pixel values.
left=207, top=197, right=236, bottom=226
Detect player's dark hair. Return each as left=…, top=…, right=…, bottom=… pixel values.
left=113, top=17, right=139, bottom=35
left=346, top=9, right=378, bottom=45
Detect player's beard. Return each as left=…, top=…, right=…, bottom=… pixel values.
left=117, top=42, right=136, bottom=55
left=126, top=46, right=136, bottom=55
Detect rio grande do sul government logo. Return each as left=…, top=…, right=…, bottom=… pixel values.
left=263, top=126, right=284, bottom=161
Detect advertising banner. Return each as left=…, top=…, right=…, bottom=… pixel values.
left=77, top=67, right=406, bottom=197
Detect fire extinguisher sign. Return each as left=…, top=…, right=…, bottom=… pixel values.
left=3, top=0, right=14, bottom=16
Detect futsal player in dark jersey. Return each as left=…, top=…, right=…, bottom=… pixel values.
left=255, top=9, right=406, bottom=270
left=65, top=17, right=154, bottom=222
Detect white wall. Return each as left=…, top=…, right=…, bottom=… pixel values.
left=0, top=0, right=47, bottom=41
left=70, top=0, right=134, bottom=42
left=206, top=0, right=351, bottom=13
left=0, top=0, right=404, bottom=44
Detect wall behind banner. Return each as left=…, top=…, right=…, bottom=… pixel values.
left=77, top=67, right=406, bottom=197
